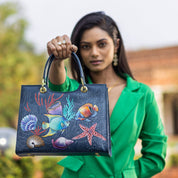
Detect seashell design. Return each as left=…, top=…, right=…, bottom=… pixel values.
left=21, top=114, right=38, bottom=131
left=52, top=137, right=74, bottom=149
left=26, top=135, right=45, bottom=149
left=47, top=101, right=62, bottom=115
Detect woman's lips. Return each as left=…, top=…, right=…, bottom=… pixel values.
left=90, top=60, right=103, bottom=65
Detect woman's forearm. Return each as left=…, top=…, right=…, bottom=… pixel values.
left=49, top=59, right=66, bottom=85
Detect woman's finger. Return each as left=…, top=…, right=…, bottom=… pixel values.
left=47, top=35, right=76, bottom=60
left=61, top=35, right=67, bottom=58
left=55, top=36, right=63, bottom=59
left=47, top=41, right=59, bottom=58
left=64, top=35, right=72, bottom=58
left=70, top=44, right=78, bottom=53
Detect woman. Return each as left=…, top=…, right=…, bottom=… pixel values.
left=47, top=12, right=167, bottom=178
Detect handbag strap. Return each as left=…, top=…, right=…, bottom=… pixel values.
left=40, top=52, right=88, bottom=93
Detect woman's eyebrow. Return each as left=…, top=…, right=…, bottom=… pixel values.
left=80, top=38, right=107, bottom=44
left=97, top=38, right=107, bottom=43
left=80, top=41, right=90, bottom=44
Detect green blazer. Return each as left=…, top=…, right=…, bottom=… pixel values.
left=49, top=75, right=167, bottom=178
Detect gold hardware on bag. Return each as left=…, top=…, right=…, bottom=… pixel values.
left=40, top=79, right=47, bottom=93
left=80, top=78, right=88, bottom=93
left=27, top=153, right=34, bottom=157
left=95, top=153, right=100, bottom=156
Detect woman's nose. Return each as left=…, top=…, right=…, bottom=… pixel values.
left=91, top=46, right=99, bottom=58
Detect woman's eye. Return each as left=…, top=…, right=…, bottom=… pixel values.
left=81, top=45, right=90, bottom=50
left=98, top=42, right=106, bottom=48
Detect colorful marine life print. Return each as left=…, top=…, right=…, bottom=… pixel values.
left=72, top=123, right=106, bottom=146
left=75, top=103, right=98, bottom=121
left=27, top=135, right=45, bottom=149
left=47, top=101, right=62, bottom=115
left=21, top=114, right=38, bottom=131
left=52, top=137, right=74, bottom=149
left=26, top=127, right=46, bottom=149
left=21, top=94, right=101, bottom=150
left=62, top=95, right=75, bottom=121
left=42, top=114, right=70, bottom=137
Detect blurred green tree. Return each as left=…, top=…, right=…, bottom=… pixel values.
left=0, top=2, right=46, bottom=128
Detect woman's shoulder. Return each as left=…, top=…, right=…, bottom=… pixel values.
left=125, top=74, right=151, bottom=92
left=126, top=75, right=155, bottom=102
left=136, top=80, right=155, bottom=103
left=138, top=81, right=153, bottom=93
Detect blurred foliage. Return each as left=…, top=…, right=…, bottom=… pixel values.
left=0, top=156, right=34, bottom=178
left=169, top=153, right=178, bottom=167
left=15, top=157, right=35, bottom=177
left=0, top=156, right=63, bottom=178
left=0, top=2, right=46, bottom=128
left=40, top=157, right=64, bottom=178
left=0, top=2, right=65, bottom=178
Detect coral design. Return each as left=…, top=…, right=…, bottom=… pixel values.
left=35, top=92, right=64, bottom=111
left=21, top=114, right=38, bottom=131
left=72, top=123, right=106, bottom=146
left=63, top=95, right=75, bottom=121
left=45, top=93, right=64, bottom=110
left=24, top=102, right=31, bottom=112
left=35, top=92, right=44, bottom=106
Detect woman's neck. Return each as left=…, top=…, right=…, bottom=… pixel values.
left=89, top=67, right=122, bottom=86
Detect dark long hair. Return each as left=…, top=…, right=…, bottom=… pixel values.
left=70, top=11, right=134, bottom=82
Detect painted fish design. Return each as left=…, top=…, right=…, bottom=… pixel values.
left=75, top=103, right=98, bottom=121
left=42, top=114, right=69, bottom=137
left=52, top=137, right=74, bottom=149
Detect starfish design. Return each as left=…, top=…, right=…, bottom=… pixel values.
left=72, top=123, right=106, bottom=145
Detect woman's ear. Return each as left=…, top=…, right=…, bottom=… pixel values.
left=114, top=39, right=120, bottom=53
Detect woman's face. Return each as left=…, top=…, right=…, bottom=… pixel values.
left=80, top=27, right=116, bottom=73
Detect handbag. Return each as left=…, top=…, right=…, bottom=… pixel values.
left=16, top=52, right=111, bottom=157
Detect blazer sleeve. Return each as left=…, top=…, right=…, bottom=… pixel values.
left=134, top=90, right=168, bottom=178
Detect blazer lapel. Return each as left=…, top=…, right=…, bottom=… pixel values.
left=110, top=76, right=144, bottom=134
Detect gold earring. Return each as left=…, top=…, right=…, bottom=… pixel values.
left=113, top=53, right=118, bottom=66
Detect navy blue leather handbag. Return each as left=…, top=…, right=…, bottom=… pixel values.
left=16, top=52, right=111, bottom=156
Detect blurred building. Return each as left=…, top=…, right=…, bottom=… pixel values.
left=127, top=46, right=178, bottom=136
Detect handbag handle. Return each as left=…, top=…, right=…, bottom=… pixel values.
left=40, top=52, right=88, bottom=93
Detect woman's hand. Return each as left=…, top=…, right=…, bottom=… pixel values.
left=47, top=35, right=78, bottom=60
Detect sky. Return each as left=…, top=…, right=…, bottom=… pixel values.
left=6, top=0, right=178, bottom=53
